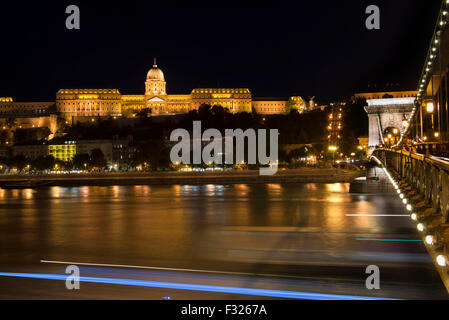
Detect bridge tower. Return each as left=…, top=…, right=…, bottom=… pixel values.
left=364, top=97, right=415, bottom=154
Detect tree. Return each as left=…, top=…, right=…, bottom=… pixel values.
left=132, top=140, right=171, bottom=170
left=90, top=148, right=107, bottom=170
left=341, top=97, right=369, bottom=155
left=56, top=116, right=69, bottom=134
left=7, top=155, right=28, bottom=171
left=287, top=146, right=316, bottom=163
left=137, top=108, right=152, bottom=118
left=55, top=159, right=72, bottom=171
left=32, top=155, right=55, bottom=172
left=6, top=118, right=17, bottom=129
left=73, top=153, right=91, bottom=170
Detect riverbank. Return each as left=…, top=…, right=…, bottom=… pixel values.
left=0, top=168, right=363, bottom=188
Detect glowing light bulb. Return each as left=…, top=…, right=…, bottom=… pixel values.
left=417, top=223, right=425, bottom=232
left=425, top=235, right=435, bottom=245
left=436, top=255, right=447, bottom=267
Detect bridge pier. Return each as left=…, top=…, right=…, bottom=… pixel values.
left=365, top=98, right=414, bottom=153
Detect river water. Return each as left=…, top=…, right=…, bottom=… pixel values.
left=0, top=180, right=447, bottom=299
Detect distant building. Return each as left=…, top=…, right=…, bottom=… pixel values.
left=48, top=141, right=77, bottom=162
left=12, top=144, right=47, bottom=160
left=0, top=98, right=58, bottom=146
left=1, top=60, right=309, bottom=125
left=327, top=103, right=346, bottom=148
left=354, top=90, right=417, bottom=101
left=12, top=137, right=134, bottom=166
left=0, top=97, right=55, bottom=117
left=0, top=146, right=10, bottom=159
left=49, top=138, right=133, bottom=165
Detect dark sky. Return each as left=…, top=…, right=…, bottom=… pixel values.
left=0, top=1, right=442, bottom=103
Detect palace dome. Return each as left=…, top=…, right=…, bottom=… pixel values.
left=147, top=58, right=165, bottom=81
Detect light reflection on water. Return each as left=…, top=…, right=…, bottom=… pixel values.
left=0, top=183, right=412, bottom=270
left=0, top=183, right=399, bottom=230
left=0, top=182, right=445, bottom=299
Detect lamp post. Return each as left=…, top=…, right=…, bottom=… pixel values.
left=328, top=146, right=338, bottom=168
left=427, top=102, right=435, bottom=133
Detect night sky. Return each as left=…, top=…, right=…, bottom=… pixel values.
left=0, top=1, right=442, bottom=103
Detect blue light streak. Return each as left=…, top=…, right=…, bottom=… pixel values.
left=0, top=272, right=396, bottom=300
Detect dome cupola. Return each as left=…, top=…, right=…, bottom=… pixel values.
left=147, top=58, right=165, bottom=81
left=145, top=58, right=167, bottom=96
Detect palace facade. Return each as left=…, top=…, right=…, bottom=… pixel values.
left=1, top=61, right=308, bottom=124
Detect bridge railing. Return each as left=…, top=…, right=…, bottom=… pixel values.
left=373, top=148, right=449, bottom=223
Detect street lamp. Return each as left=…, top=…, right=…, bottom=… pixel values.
left=328, top=146, right=338, bottom=167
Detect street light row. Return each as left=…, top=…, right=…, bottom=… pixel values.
left=371, top=155, right=449, bottom=268
left=391, top=0, right=449, bottom=147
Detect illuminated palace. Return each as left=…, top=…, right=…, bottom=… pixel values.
left=0, top=60, right=307, bottom=124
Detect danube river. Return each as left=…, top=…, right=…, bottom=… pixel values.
left=0, top=180, right=447, bottom=299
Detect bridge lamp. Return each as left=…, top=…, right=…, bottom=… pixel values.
left=411, top=213, right=418, bottom=221
left=417, top=223, right=425, bottom=232
left=425, top=235, right=435, bottom=246
left=406, top=204, right=412, bottom=211
left=436, top=255, right=447, bottom=267
left=402, top=199, right=408, bottom=205
left=426, top=102, right=434, bottom=113
left=397, top=189, right=401, bottom=194
left=402, top=120, right=408, bottom=127
left=400, top=194, right=405, bottom=199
